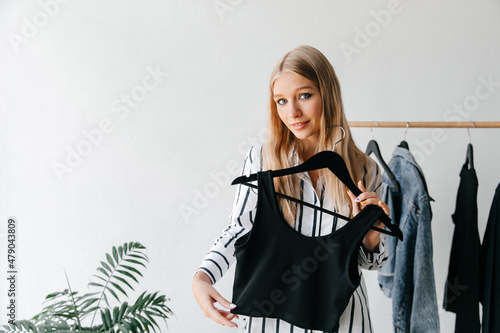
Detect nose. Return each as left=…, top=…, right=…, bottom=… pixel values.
left=286, top=100, right=302, bottom=118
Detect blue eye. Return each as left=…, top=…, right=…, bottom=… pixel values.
left=276, top=93, right=310, bottom=106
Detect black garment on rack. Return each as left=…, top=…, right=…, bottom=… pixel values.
left=443, top=148, right=480, bottom=333
left=479, top=182, right=500, bottom=333
left=230, top=170, right=386, bottom=332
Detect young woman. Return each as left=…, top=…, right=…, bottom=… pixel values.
left=192, top=45, right=390, bottom=332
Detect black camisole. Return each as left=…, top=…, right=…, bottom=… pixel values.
left=230, top=170, right=386, bottom=332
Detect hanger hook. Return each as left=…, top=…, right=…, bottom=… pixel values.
left=403, top=122, right=409, bottom=141
left=467, top=121, right=475, bottom=144
left=327, top=125, right=346, bottom=151
left=374, top=121, right=380, bottom=140
left=370, top=126, right=374, bottom=140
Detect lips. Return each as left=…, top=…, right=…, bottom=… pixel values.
left=291, top=121, right=309, bottom=130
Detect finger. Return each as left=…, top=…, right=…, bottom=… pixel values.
left=347, top=189, right=362, bottom=212
left=358, top=180, right=366, bottom=192
left=219, top=309, right=239, bottom=320
left=206, top=306, right=238, bottom=327
left=204, top=289, right=238, bottom=327
left=210, top=290, right=237, bottom=311
left=378, top=200, right=390, bottom=216
left=349, top=182, right=365, bottom=203
left=355, top=192, right=380, bottom=204
left=359, top=198, right=379, bottom=209
left=354, top=193, right=366, bottom=203
left=373, top=219, right=385, bottom=228
left=346, top=188, right=357, bottom=202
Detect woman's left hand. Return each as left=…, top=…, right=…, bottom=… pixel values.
left=347, top=180, right=390, bottom=252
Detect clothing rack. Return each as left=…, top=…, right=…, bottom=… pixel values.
left=347, top=121, right=500, bottom=128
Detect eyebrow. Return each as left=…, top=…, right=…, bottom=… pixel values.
left=273, top=86, right=314, bottom=98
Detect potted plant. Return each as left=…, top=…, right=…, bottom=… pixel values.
left=1, top=242, right=173, bottom=333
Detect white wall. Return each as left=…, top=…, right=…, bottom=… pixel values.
left=1, top=0, right=499, bottom=332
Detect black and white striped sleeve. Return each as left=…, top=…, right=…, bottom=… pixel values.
left=358, top=158, right=388, bottom=270
left=194, top=145, right=262, bottom=284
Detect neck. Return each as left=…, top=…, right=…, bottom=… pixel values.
left=297, top=141, right=317, bottom=162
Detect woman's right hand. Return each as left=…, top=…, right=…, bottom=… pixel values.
left=192, top=271, right=239, bottom=328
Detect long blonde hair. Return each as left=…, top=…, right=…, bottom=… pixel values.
left=262, top=45, right=371, bottom=226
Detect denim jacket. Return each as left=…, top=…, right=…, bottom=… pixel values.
left=378, top=146, right=440, bottom=333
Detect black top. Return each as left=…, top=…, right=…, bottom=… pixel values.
left=230, top=170, right=386, bottom=332
left=479, top=182, right=500, bottom=333
left=443, top=159, right=480, bottom=333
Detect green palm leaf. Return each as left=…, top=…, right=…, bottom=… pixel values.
left=115, top=270, right=138, bottom=284
left=89, top=242, right=149, bottom=327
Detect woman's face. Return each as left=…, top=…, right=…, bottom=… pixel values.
left=273, top=72, right=323, bottom=150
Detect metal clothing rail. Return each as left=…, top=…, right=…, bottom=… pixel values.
left=347, top=121, right=500, bottom=128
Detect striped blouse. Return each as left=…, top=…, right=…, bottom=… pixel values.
left=196, top=144, right=387, bottom=333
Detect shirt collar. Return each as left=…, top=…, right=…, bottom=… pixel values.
left=288, top=144, right=318, bottom=185
left=392, top=146, right=424, bottom=176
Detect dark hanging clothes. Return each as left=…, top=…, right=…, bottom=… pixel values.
left=443, top=153, right=480, bottom=333
left=479, top=182, right=500, bottom=333
left=230, top=170, right=386, bottom=333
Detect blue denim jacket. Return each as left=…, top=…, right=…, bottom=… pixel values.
left=378, top=146, right=440, bottom=333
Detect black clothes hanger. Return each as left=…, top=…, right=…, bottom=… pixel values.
left=365, top=140, right=401, bottom=192
left=232, top=150, right=404, bottom=241
left=465, top=143, right=474, bottom=170
left=235, top=181, right=397, bottom=238
left=465, top=127, right=474, bottom=170
left=398, top=140, right=409, bottom=149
